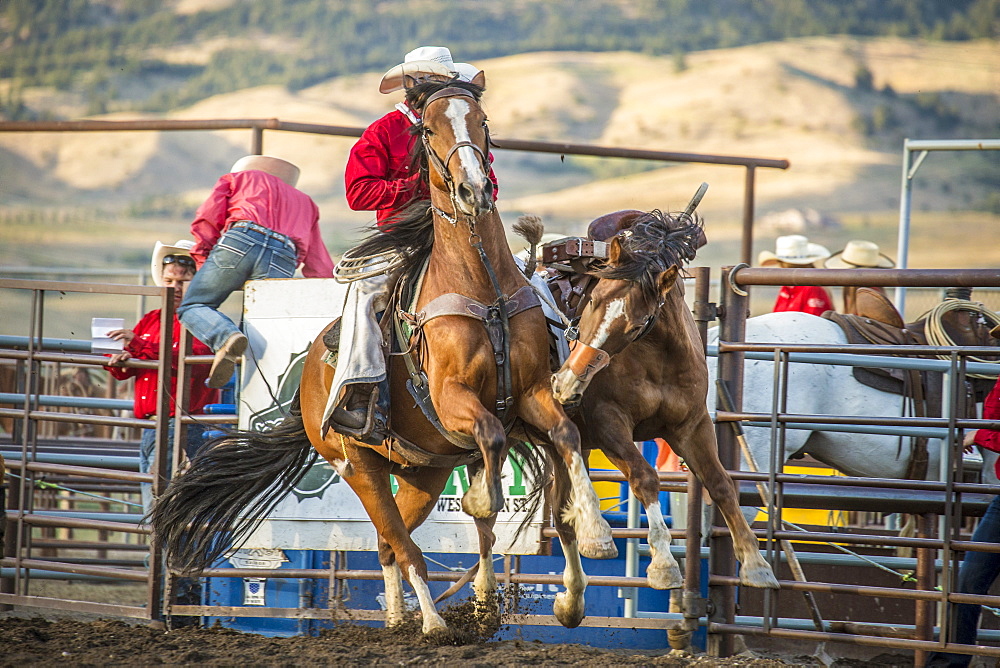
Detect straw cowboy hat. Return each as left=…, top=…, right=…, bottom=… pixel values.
left=824, top=240, right=895, bottom=269
left=757, top=235, right=831, bottom=267
left=150, top=240, right=196, bottom=287
left=379, top=46, right=481, bottom=94
left=230, top=155, right=300, bottom=188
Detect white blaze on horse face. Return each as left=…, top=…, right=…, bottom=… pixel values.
left=589, top=298, right=628, bottom=349
left=445, top=98, right=487, bottom=183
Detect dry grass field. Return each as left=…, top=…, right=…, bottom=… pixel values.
left=1, top=36, right=998, bottom=336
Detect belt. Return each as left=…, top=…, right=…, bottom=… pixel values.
left=228, top=220, right=295, bottom=248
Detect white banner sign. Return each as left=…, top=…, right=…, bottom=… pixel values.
left=238, top=278, right=544, bottom=554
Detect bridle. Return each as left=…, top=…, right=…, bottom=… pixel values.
left=419, top=87, right=493, bottom=225
left=406, top=86, right=526, bottom=431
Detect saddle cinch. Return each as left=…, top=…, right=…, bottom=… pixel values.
left=822, top=288, right=980, bottom=481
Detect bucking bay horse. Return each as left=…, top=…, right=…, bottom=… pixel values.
left=548, top=209, right=780, bottom=612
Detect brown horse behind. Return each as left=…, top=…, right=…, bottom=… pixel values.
left=547, top=209, right=779, bottom=622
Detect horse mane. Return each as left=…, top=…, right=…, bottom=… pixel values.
left=590, top=209, right=704, bottom=298
left=346, top=79, right=488, bottom=286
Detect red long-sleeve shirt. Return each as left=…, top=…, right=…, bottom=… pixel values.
left=773, top=285, right=835, bottom=317
left=974, top=378, right=1000, bottom=478
left=104, top=310, right=219, bottom=420
left=190, top=170, right=334, bottom=278
left=345, top=107, right=499, bottom=226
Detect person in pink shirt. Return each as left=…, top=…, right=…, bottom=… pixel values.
left=178, top=155, right=334, bottom=388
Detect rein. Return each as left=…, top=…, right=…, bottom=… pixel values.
left=401, top=87, right=535, bottom=437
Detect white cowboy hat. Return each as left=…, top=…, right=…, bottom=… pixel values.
left=151, top=240, right=196, bottom=287
left=757, top=235, right=830, bottom=267
left=453, top=62, right=483, bottom=83
left=379, top=46, right=479, bottom=93
left=230, top=155, right=300, bottom=188
left=824, top=240, right=895, bottom=269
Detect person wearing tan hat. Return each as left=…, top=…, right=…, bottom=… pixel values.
left=178, top=155, right=334, bottom=388
left=344, top=46, right=498, bottom=228
left=104, top=240, right=219, bottom=512
left=824, top=240, right=895, bottom=315
left=758, top=235, right=834, bottom=316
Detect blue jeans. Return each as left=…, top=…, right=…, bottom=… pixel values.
left=928, top=495, right=1000, bottom=667
left=178, top=224, right=297, bottom=351
left=139, top=419, right=210, bottom=514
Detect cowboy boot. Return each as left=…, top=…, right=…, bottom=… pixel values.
left=208, top=332, right=247, bottom=389
left=329, top=383, right=374, bottom=432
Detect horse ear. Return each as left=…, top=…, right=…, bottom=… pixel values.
left=402, top=74, right=419, bottom=90
left=471, top=70, right=486, bottom=90
left=607, top=237, right=623, bottom=266
left=657, top=266, right=679, bottom=296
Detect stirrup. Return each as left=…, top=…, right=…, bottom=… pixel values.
left=324, top=386, right=387, bottom=447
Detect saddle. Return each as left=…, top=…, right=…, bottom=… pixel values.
left=540, top=209, right=708, bottom=338
left=821, top=289, right=978, bottom=480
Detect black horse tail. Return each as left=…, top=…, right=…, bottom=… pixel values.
left=509, top=439, right=552, bottom=540
left=147, top=396, right=318, bottom=575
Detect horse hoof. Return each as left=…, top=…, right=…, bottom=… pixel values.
left=740, top=564, right=780, bottom=589
left=646, top=562, right=684, bottom=590
left=578, top=537, right=617, bottom=560
left=553, top=591, right=585, bottom=629
left=422, top=617, right=449, bottom=635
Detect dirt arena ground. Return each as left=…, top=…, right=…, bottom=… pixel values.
left=0, top=614, right=921, bottom=667
left=0, top=582, right=923, bottom=668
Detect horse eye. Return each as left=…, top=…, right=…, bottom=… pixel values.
left=424, top=128, right=434, bottom=137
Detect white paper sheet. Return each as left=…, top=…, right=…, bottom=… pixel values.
left=91, top=317, right=125, bottom=354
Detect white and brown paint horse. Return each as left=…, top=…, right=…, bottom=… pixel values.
left=549, top=210, right=779, bottom=622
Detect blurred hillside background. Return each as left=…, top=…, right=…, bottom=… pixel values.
left=0, top=0, right=998, bottom=334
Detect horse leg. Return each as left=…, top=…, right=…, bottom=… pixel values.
left=465, top=458, right=499, bottom=611
left=434, top=382, right=506, bottom=518
left=342, top=445, right=448, bottom=633
left=598, top=439, right=682, bottom=590
left=520, top=386, right=615, bottom=560
left=546, top=461, right=589, bottom=629
left=672, top=416, right=779, bottom=589
left=376, top=464, right=455, bottom=628
left=380, top=560, right=407, bottom=627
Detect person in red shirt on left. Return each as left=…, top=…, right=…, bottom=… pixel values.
left=105, top=240, right=219, bottom=513
left=758, top=234, right=834, bottom=316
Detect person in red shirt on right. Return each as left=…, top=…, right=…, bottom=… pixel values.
left=758, top=235, right=834, bottom=316
left=928, top=343, right=1000, bottom=667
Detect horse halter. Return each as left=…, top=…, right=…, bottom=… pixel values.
left=563, top=295, right=662, bottom=385
left=419, top=87, right=493, bottom=223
